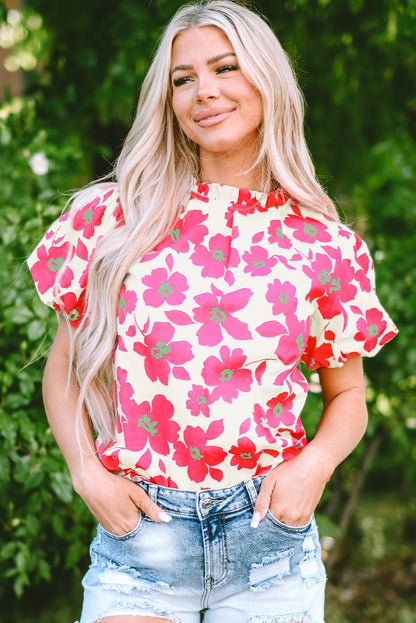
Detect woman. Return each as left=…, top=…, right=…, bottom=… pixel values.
left=28, top=1, right=397, bottom=622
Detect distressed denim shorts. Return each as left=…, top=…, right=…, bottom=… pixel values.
left=77, top=477, right=326, bottom=623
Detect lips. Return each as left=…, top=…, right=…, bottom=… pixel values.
left=194, top=107, right=234, bottom=123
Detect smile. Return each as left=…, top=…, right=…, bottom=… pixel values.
left=194, top=108, right=234, bottom=127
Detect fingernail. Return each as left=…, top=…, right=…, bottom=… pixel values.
left=158, top=511, right=173, bottom=523
left=251, top=511, right=261, bottom=528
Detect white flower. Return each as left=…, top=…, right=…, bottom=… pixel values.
left=29, top=152, right=49, bottom=175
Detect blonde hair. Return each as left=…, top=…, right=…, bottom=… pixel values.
left=72, top=0, right=339, bottom=445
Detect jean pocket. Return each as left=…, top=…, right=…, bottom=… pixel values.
left=266, top=510, right=312, bottom=533
left=99, top=513, right=143, bottom=541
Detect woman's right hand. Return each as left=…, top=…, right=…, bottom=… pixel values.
left=72, top=460, right=172, bottom=535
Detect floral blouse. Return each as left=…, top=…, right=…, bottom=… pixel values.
left=28, top=182, right=398, bottom=490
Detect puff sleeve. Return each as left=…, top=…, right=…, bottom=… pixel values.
left=301, top=226, right=398, bottom=369
left=27, top=183, right=123, bottom=326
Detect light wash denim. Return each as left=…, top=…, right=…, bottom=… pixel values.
left=77, top=476, right=326, bottom=623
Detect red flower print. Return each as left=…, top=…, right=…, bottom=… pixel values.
left=133, top=322, right=193, bottom=385
left=201, top=345, right=253, bottom=403
left=190, top=233, right=240, bottom=278
left=229, top=437, right=261, bottom=470
left=266, top=279, right=298, bottom=316
left=142, top=267, right=189, bottom=308
left=301, top=334, right=334, bottom=369
left=242, top=246, right=278, bottom=277
left=266, top=392, right=296, bottom=427
left=72, top=196, right=107, bottom=239
left=354, top=308, right=388, bottom=352
left=267, top=219, right=292, bottom=248
left=284, top=206, right=331, bottom=244
left=112, top=198, right=125, bottom=227
left=253, top=404, right=277, bottom=444
left=186, top=384, right=213, bottom=417
left=224, top=189, right=260, bottom=227
left=150, top=475, right=179, bottom=488
left=54, top=291, right=85, bottom=326
left=189, top=182, right=210, bottom=202
left=30, top=242, right=74, bottom=295
left=122, top=393, right=180, bottom=455
left=172, top=421, right=227, bottom=483
left=192, top=286, right=253, bottom=346
left=118, top=284, right=138, bottom=324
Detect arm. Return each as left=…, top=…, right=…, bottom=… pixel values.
left=252, top=356, right=368, bottom=527
left=43, top=317, right=171, bottom=533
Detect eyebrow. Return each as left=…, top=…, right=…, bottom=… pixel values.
left=171, top=52, right=237, bottom=74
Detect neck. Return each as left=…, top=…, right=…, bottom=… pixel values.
left=199, top=147, right=271, bottom=192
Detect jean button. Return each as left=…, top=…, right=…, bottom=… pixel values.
left=201, top=498, right=215, bottom=509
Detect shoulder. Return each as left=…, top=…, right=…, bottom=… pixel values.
left=68, top=182, right=123, bottom=232
left=282, top=199, right=365, bottom=255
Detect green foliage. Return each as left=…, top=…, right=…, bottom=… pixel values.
left=0, top=98, right=94, bottom=598
left=0, top=0, right=415, bottom=608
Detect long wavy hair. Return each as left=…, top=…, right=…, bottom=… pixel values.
left=71, top=0, right=339, bottom=446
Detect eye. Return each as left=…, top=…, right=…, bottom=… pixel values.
left=216, top=64, right=239, bottom=75
left=172, top=76, right=192, bottom=87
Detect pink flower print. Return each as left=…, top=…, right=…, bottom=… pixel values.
left=118, top=285, right=138, bottom=324
left=192, top=287, right=253, bottom=346
left=317, top=254, right=358, bottom=321
left=172, top=422, right=227, bottom=483
left=122, top=394, right=180, bottom=455
left=266, top=279, right=298, bottom=316
left=253, top=404, right=277, bottom=444
left=142, top=267, right=188, bottom=308
left=266, top=392, right=296, bottom=428
left=115, top=366, right=137, bottom=426
left=353, top=235, right=372, bottom=292
left=267, top=219, right=292, bottom=248
left=242, top=246, right=278, bottom=277
left=224, top=189, right=260, bottom=227
left=190, top=233, right=240, bottom=278
left=304, top=251, right=357, bottom=321
left=303, top=253, right=334, bottom=302
left=72, top=196, right=107, bottom=239
left=201, top=345, right=253, bottom=403
left=133, top=322, right=193, bottom=385
left=229, top=437, right=261, bottom=470
left=186, top=385, right=213, bottom=417
left=30, top=242, right=74, bottom=295
left=154, top=210, right=209, bottom=255
left=276, top=316, right=310, bottom=365
left=354, top=308, right=388, bottom=352
left=284, top=207, right=331, bottom=244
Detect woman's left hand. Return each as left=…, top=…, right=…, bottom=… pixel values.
left=250, top=446, right=331, bottom=528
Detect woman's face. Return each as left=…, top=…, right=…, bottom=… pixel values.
left=170, top=26, right=263, bottom=163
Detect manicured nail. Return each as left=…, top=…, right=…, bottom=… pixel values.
left=158, top=511, right=173, bottom=523
left=251, top=511, right=261, bottom=528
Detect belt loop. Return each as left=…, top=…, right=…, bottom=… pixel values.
left=244, top=478, right=258, bottom=508
left=147, top=482, right=158, bottom=504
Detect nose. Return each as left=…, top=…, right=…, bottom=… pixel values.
left=196, top=74, right=219, bottom=103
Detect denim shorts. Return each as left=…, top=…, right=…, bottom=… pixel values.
left=77, top=477, right=326, bottom=623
